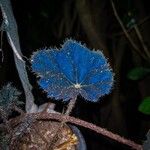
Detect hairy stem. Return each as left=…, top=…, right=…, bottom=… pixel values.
left=65, top=98, right=77, bottom=115
left=39, top=113, right=142, bottom=150
left=6, top=112, right=142, bottom=150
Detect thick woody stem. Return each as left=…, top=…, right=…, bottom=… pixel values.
left=6, top=112, right=142, bottom=150
left=37, top=113, right=142, bottom=150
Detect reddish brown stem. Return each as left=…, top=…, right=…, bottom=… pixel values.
left=65, top=98, right=77, bottom=115
left=3, top=112, right=142, bottom=150
left=33, top=113, right=142, bottom=150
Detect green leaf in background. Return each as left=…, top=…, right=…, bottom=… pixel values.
left=127, top=67, right=150, bottom=80
left=138, top=97, right=150, bottom=115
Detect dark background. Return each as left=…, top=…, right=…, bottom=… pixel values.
left=0, top=0, right=150, bottom=149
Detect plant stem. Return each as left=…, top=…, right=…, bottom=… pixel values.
left=3, top=112, right=143, bottom=150
left=35, top=113, right=142, bottom=150
left=111, top=0, right=147, bottom=61
left=0, top=0, right=36, bottom=113
left=134, top=25, right=150, bottom=58
left=65, top=97, right=77, bottom=115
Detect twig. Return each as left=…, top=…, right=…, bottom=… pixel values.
left=111, top=0, right=147, bottom=61
left=138, top=15, right=150, bottom=26
left=134, top=25, right=150, bottom=58
left=0, top=0, right=36, bottom=112
left=0, top=29, right=4, bottom=62
left=112, top=15, right=150, bottom=37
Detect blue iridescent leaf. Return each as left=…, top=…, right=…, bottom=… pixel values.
left=31, top=39, right=114, bottom=102
left=31, top=49, right=59, bottom=75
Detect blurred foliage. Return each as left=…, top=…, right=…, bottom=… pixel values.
left=138, top=97, right=150, bottom=115
left=127, top=67, right=150, bottom=80
left=127, top=67, right=150, bottom=115
left=0, top=83, right=23, bottom=118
